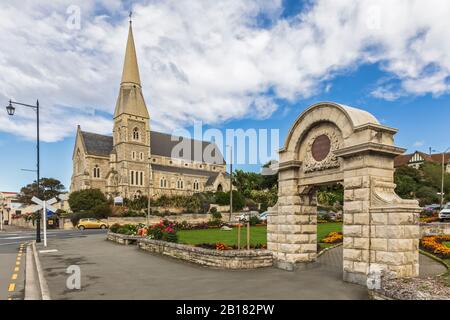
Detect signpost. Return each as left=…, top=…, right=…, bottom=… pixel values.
left=31, top=196, right=57, bottom=247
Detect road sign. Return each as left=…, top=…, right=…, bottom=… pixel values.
left=31, top=196, right=58, bottom=247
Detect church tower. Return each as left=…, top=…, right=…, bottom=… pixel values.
left=112, top=19, right=151, bottom=199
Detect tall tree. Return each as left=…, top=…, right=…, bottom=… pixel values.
left=17, top=178, right=65, bottom=204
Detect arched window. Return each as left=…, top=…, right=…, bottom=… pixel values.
left=140, top=152, right=144, bottom=161
left=130, top=170, right=134, bottom=185
left=133, top=127, right=140, bottom=141
left=193, top=180, right=199, bottom=191
left=177, top=179, right=184, bottom=189
left=93, top=165, right=100, bottom=178
left=160, top=177, right=167, bottom=188
left=217, top=184, right=223, bottom=192
left=132, top=151, right=136, bottom=160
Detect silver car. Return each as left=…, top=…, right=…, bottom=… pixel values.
left=439, top=203, right=450, bottom=221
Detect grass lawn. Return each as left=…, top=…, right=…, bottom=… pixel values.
left=178, top=222, right=342, bottom=247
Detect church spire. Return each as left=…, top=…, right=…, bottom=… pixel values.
left=113, top=16, right=149, bottom=119
left=120, top=15, right=141, bottom=86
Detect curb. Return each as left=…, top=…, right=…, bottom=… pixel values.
left=419, top=249, right=449, bottom=276
left=24, top=241, right=51, bottom=300
left=317, top=242, right=343, bottom=257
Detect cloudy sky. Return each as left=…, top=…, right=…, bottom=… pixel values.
left=1, top=0, right=450, bottom=191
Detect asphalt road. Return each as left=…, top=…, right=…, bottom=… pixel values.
left=0, top=228, right=107, bottom=300
left=38, top=234, right=369, bottom=300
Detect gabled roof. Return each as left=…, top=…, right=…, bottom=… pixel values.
left=79, top=130, right=225, bottom=164
left=80, top=131, right=114, bottom=157
left=394, top=150, right=450, bottom=167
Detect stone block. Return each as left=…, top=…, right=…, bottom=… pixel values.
left=344, top=177, right=363, bottom=189
left=301, top=224, right=317, bottom=234
left=344, top=201, right=363, bottom=213
left=285, top=234, right=310, bottom=244
left=343, top=237, right=353, bottom=249
left=354, top=188, right=370, bottom=201
left=375, top=251, right=404, bottom=265
left=344, top=190, right=354, bottom=201
left=370, top=238, right=387, bottom=251
left=299, top=244, right=317, bottom=253
left=353, top=237, right=369, bottom=249
left=388, top=212, right=415, bottom=225
left=353, top=213, right=370, bottom=225
left=353, top=262, right=368, bottom=274
left=404, top=225, right=420, bottom=238
left=344, top=225, right=362, bottom=237
left=285, top=253, right=311, bottom=263
left=387, top=239, right=414, bottom=252
left=370, top=213, right=387, bottom=225
left=343, top=213, right=353, bottom=224
left=343, top=248, right=362, bottom=261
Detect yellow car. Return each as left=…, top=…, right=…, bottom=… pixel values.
left=77, top=218, right=108, bottom=230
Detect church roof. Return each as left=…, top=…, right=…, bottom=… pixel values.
left=152, top=164, right=219, bottom=185
left=80, top=130, right=225, bottom=164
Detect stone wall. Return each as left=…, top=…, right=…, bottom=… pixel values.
left=108, top=214, right=210, bottom=225
left=138, top=238, right=273, bottom=269
left=107, top=232, right=141, bottom=245
left=421, top=223, right=450, bottom=236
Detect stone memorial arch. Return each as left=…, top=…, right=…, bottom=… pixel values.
left=268, top=102, right=421, bottom=285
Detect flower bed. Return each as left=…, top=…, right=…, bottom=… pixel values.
left=195, top=242, right=267, bottom=250
left=420, top=235, right=450, bottom=259
left=321, top=231, right=343, bottom=244
left=137, top=238, right=273, bottom=269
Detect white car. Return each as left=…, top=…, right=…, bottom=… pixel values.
left=258, top=212, right=268, bottom=221
left=235, top=211, right=259, bottom=222
left=439, top=203, right=450, bottom=221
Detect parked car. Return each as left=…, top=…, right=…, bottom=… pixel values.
left=77, top=218, right=108, bottom=230
left=439, top=203, right=450, bottom=222
left=424, top=204, right=441, bottom=213
left=259, top=211, right=268, bottom=222
left=235, top=211, right=259, bottom=222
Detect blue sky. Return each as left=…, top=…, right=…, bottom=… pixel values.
left=1, top=0, right=450, bottom=192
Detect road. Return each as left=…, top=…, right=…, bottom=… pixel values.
left=0, top=227, right=106, bottom=300
left=38, top=233, right=369, bottom=300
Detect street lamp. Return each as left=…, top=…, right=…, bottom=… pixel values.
left=226, top=144, right=233, bottom=222
left=6, top=99, right=41, bottom=242
left=432, top=147, right=450, bottom=210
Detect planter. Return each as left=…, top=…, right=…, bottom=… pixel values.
left=137, top=238, right=273, bottom=269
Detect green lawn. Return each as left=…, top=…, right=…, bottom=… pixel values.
left=178, top=222, right=342, bottom=247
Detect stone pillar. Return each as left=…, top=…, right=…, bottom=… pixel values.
left=268, top=162, right=317, bottom=271
left=339, top=151, right=421, bottom=285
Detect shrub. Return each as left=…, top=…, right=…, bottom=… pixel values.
left=249, top=216, right=261, bottom=226
left=147, top=220, right=178, bottom=243
left=122, top=210, right=145, bottom=217
left=110, top=223, right=121, bottom=233
left=116, top=224, right=138, bottom=235
left=210, top=207, right=218, bottom=214
left=211, top=210, right=222, bottom=221
left=92, top=203, right=112, bottom=219
left=214, top=191, right=245, bottom=211
left=68, top=189, right=107, bottom=212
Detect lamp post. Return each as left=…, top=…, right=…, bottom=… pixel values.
left=6, top=99, right=41, bottom=242
left=226, top=145, right=233, bottom=222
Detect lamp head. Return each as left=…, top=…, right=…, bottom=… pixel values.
left=6, top=100, right=15, bottom=116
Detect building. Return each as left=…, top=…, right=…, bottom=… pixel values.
left=0, top=191, right=19, bottom=224
left=70, top=20, right=231, bottom=200
left=394, top=150, right=450, bottom=172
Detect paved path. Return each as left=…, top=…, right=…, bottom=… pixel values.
left=0, top=228, right=106, bottom=300
left=318, top=246, right=447, bottom=277
left=38, top=234, right=368, bottom=300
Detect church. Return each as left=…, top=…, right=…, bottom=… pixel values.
left=70, top=20, right=231, bottom=200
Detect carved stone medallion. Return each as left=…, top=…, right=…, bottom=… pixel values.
left=311, top=135, right=331, bottom=161
left=303, top=128, right=341, bottom=173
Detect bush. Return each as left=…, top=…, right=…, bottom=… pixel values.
left=110, top=223, right=121, bottom=233
left=147, top=220, right=178, bottom=243
left=214, top=191, right=245, bottom=211
left=210, top=207, right=218, bottom=214
left=122, top=210, right=145, bottom=217
left=211, top=210, right=222, bottom=221
left=249, top=216, right=261, bottom=226
left=68, top=189, right=108, bottom=212
left=92, top=203, right=112, bottom=219
left=116, top=224, right=138, bottom=235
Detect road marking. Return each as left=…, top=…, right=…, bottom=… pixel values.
left=8, top=284, right=15, bottom=292
left=8, top=297, right=12, bottom=300
left=14, top=267, right=19, bottom=272
left=15, top=261, right=20, bottom=266
left=39, top=249, right=58, bottom=253
left=18, top=253, right=22, bottom=257
left=11, top=274, right=17, bottom=280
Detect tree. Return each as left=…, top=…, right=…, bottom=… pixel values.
left=17, top=177, right=65, bottom=204
left=68, top=189, right=107, bottom=212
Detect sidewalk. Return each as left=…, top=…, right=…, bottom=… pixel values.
left=38, top=233, right=368, bottom=300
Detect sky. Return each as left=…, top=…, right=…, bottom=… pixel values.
left=1, top=0, right=450, bottom=192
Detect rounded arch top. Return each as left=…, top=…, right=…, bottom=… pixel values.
left=281, top=102, right=380, bottom=154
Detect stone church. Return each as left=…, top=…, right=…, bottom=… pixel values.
left=70, top=21, right=231, bottom=200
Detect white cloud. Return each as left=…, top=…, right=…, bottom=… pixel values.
left=0, top=0, right=449, bottom=142
left=413, top=140, right=425, bottom=148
